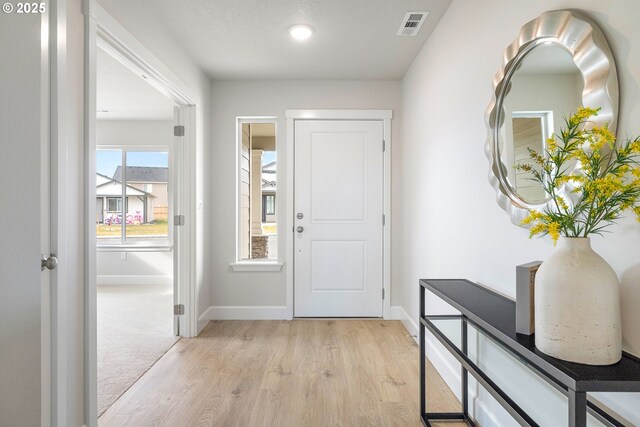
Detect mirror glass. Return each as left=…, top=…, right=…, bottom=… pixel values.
left=499, top=43, right=584, bottom=204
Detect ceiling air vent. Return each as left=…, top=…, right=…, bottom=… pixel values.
left=397, top=11, right=429, bottom=36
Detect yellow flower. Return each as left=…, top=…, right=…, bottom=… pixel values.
left=571, top=148, right=589, bottom=165
left=517, top=106, right=640, bottom=241
left=557, top=197, right=569, bottom=211
left=569, top=107, right=600, bottom=127
left=615, top=165, right=630, bottom=177
left=592, top=175, right=624, bottom=198
left=514, top=163, right=532, bottom=172
left=521, top=210, right=544, bottom=226
left=547, top=222, right=561, bottom=244
left=528, top=149, right=545, bottom=166
left=620, top=200, right=633, bottom=210
left=590, top=125, right=616, bottom=149
left=529, top=222, right=548, bottom=238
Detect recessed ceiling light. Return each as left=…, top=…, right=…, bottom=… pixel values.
left=289, top=24, right=314, bottom=41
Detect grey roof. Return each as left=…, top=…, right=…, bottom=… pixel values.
left=97, top=172, right=113, bottom=180
left=113, top=166, right=168, bottom=183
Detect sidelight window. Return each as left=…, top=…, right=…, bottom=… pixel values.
left=236, top=120, right=278, bottom=261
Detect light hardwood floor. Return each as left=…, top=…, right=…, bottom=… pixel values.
left=100, top=320, right=465, bottom=427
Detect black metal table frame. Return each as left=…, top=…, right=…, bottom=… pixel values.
left=419, top=284, right=626, bottom=427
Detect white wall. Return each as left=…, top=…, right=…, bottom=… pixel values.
left=97, top=119, right=173, bottom=146
left=207, top=80, right=402, bottom=314
left=400, top=0, right=640, bottom=424
left=97, top=252, right=172, bottom=285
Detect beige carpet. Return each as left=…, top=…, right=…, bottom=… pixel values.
left=97, top=283, right=180, bottom=417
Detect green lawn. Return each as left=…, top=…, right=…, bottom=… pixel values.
left=97, top=220, right=168, bottom=237
left=262, top=224, right=277, bottom=234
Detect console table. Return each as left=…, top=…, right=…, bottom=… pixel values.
left=419, top=279, right=640, bottom=427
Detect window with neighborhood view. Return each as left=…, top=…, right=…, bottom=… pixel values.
left=238, top=121, right=277, bottom=261
left=97, top=148, right=170, bottom=246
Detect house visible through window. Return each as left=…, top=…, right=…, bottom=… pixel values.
left=96, top=148, right=170, bottom=246
left=238, top=121, right=277, bottom=260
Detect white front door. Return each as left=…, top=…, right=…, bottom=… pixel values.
left=294, top=120, right=384, bottom=317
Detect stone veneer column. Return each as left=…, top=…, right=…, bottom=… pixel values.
left=250, top=149, right=268, bottom=258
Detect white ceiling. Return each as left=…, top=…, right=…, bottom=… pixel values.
left=251, top=123, right=276, bottom=137
left=139, top=0, right=452, bottom=80
left=97, top=48, right=175, bottom=120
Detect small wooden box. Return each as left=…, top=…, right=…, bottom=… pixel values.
left=516, top=261, right=542, bottom=335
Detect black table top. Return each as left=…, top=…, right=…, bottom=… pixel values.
left=420, top=279, right=640, bottom=392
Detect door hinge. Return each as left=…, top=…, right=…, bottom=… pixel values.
left=174, top=125, right=185, bottom=137
left=174, top=214, right=185, bottom=226
left=383, top=140, right=386, bottom=151
left=174, top=304, right=185, bottom=315
left=382, top=288, right=385, bottom=300
left=383, top=214, right=386, bottom=226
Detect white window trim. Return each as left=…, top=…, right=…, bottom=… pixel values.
left=232, top=117, right=281, bottom=271
left=106, top=197, right=122, bottom=212
left=512, top=110, right=555, bottom=146
left=230, top=261, right=283, bottom=272
left=96, top=145, right=172, bottom=250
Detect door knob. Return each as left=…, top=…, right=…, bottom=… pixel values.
left=297, top=226, right=304, bottom=233
left=41, top=255, right=58, bottom=271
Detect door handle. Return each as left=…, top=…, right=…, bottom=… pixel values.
left=297, top=226, right=304, bottom=233
left=41, top=255, right=58, bottom=271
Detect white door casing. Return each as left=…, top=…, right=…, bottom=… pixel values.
left=294, top=120, right=384, bottom=317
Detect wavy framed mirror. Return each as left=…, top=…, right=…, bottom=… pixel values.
left=486, top=9, right=619, bottom=226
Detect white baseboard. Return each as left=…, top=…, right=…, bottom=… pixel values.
left=197, top=317, right=210, bottom=335
left=96, top=274, right=172, bottom=285
left=198, top=305, right=289, bottom=321
left=388, top=305, right=418, bottom=339
left=391, top=305, right=504, bottom=426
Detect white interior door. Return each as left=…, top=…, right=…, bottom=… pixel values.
left=0, top=10, right=48, bottom=425
left=294, top=120, right=384, bottom=317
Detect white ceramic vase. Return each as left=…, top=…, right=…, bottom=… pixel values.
left=534, top=237, right=622, bottom=365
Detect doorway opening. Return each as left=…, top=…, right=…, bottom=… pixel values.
left=86, top=7, right=200, bottom=425
left=95, top=46, right=178, bottom=417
